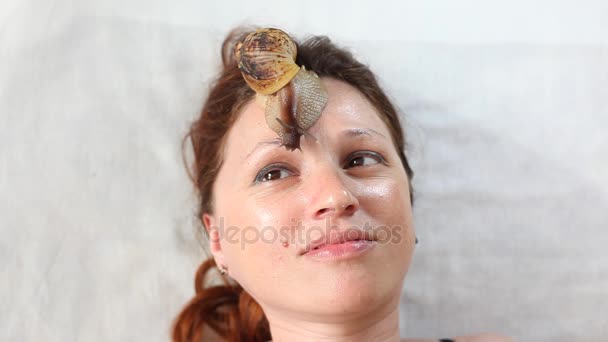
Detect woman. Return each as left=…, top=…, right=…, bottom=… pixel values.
left=172, top=27, right=513, bottom=342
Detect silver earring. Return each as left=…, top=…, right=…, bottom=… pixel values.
left=218, top=264, right=228, bottom=275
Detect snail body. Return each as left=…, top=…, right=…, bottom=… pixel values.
left=236, top=28, right=328, bottom=151
left=290, top=66, right=328, bottom=131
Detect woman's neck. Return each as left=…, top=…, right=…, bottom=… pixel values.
left=264, top=303, right=402, bottom=342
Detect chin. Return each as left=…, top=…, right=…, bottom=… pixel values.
left=310, top=269, right=402, bottom=317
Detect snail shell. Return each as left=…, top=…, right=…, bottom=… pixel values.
left=236, top=28, right=300, bottom=95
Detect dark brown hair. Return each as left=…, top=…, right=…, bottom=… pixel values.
left=172, top=27, right=415, bottom=342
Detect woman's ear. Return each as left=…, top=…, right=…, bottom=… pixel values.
left=202, top=213, right=227, bottom=269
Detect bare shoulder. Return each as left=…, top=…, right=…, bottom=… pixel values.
left=401, top=332, right=515, bottom=342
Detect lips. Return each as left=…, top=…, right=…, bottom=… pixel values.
left=298, top=229, right=376, bottom=256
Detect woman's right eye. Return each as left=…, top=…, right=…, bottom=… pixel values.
left=254, top=164, right=293, bottom=183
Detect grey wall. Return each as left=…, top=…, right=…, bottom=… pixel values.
left=1, top=1, right=606, bottom=341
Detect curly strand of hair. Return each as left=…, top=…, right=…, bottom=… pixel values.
left=171, top=258, right=270, bottom=342
left=238, top=290, right=271, bottom=341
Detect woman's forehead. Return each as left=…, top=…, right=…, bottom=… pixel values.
left=224, top=78, right=389, bottom=156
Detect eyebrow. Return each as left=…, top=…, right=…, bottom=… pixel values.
left=342, top=127, right=386, bottom=139
left=245, top=128, right=387, bottom=160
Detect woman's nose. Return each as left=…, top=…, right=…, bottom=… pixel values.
left=307, top=166, right=359, bottom=221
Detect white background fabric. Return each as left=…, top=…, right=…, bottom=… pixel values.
left=1, top=1, right=606, bottom=341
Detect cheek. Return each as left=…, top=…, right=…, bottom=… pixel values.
left=357, top=178, right=411, bottom=225
left=356, top=177, right=414, bottom=258
left=216, top=195, right=302, bottom=284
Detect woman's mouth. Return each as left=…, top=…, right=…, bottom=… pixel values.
left=299, top=229, right=376, bottom=262
left=304, top=239, right=376, bottom=261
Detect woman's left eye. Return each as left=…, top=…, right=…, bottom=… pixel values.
left=345, top=151, right=385, bottom=168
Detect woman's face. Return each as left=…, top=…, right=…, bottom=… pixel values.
left=204, top=78, right=415, bottom=319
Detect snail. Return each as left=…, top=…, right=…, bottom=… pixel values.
left=235, top=28, right=328, bottom=151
